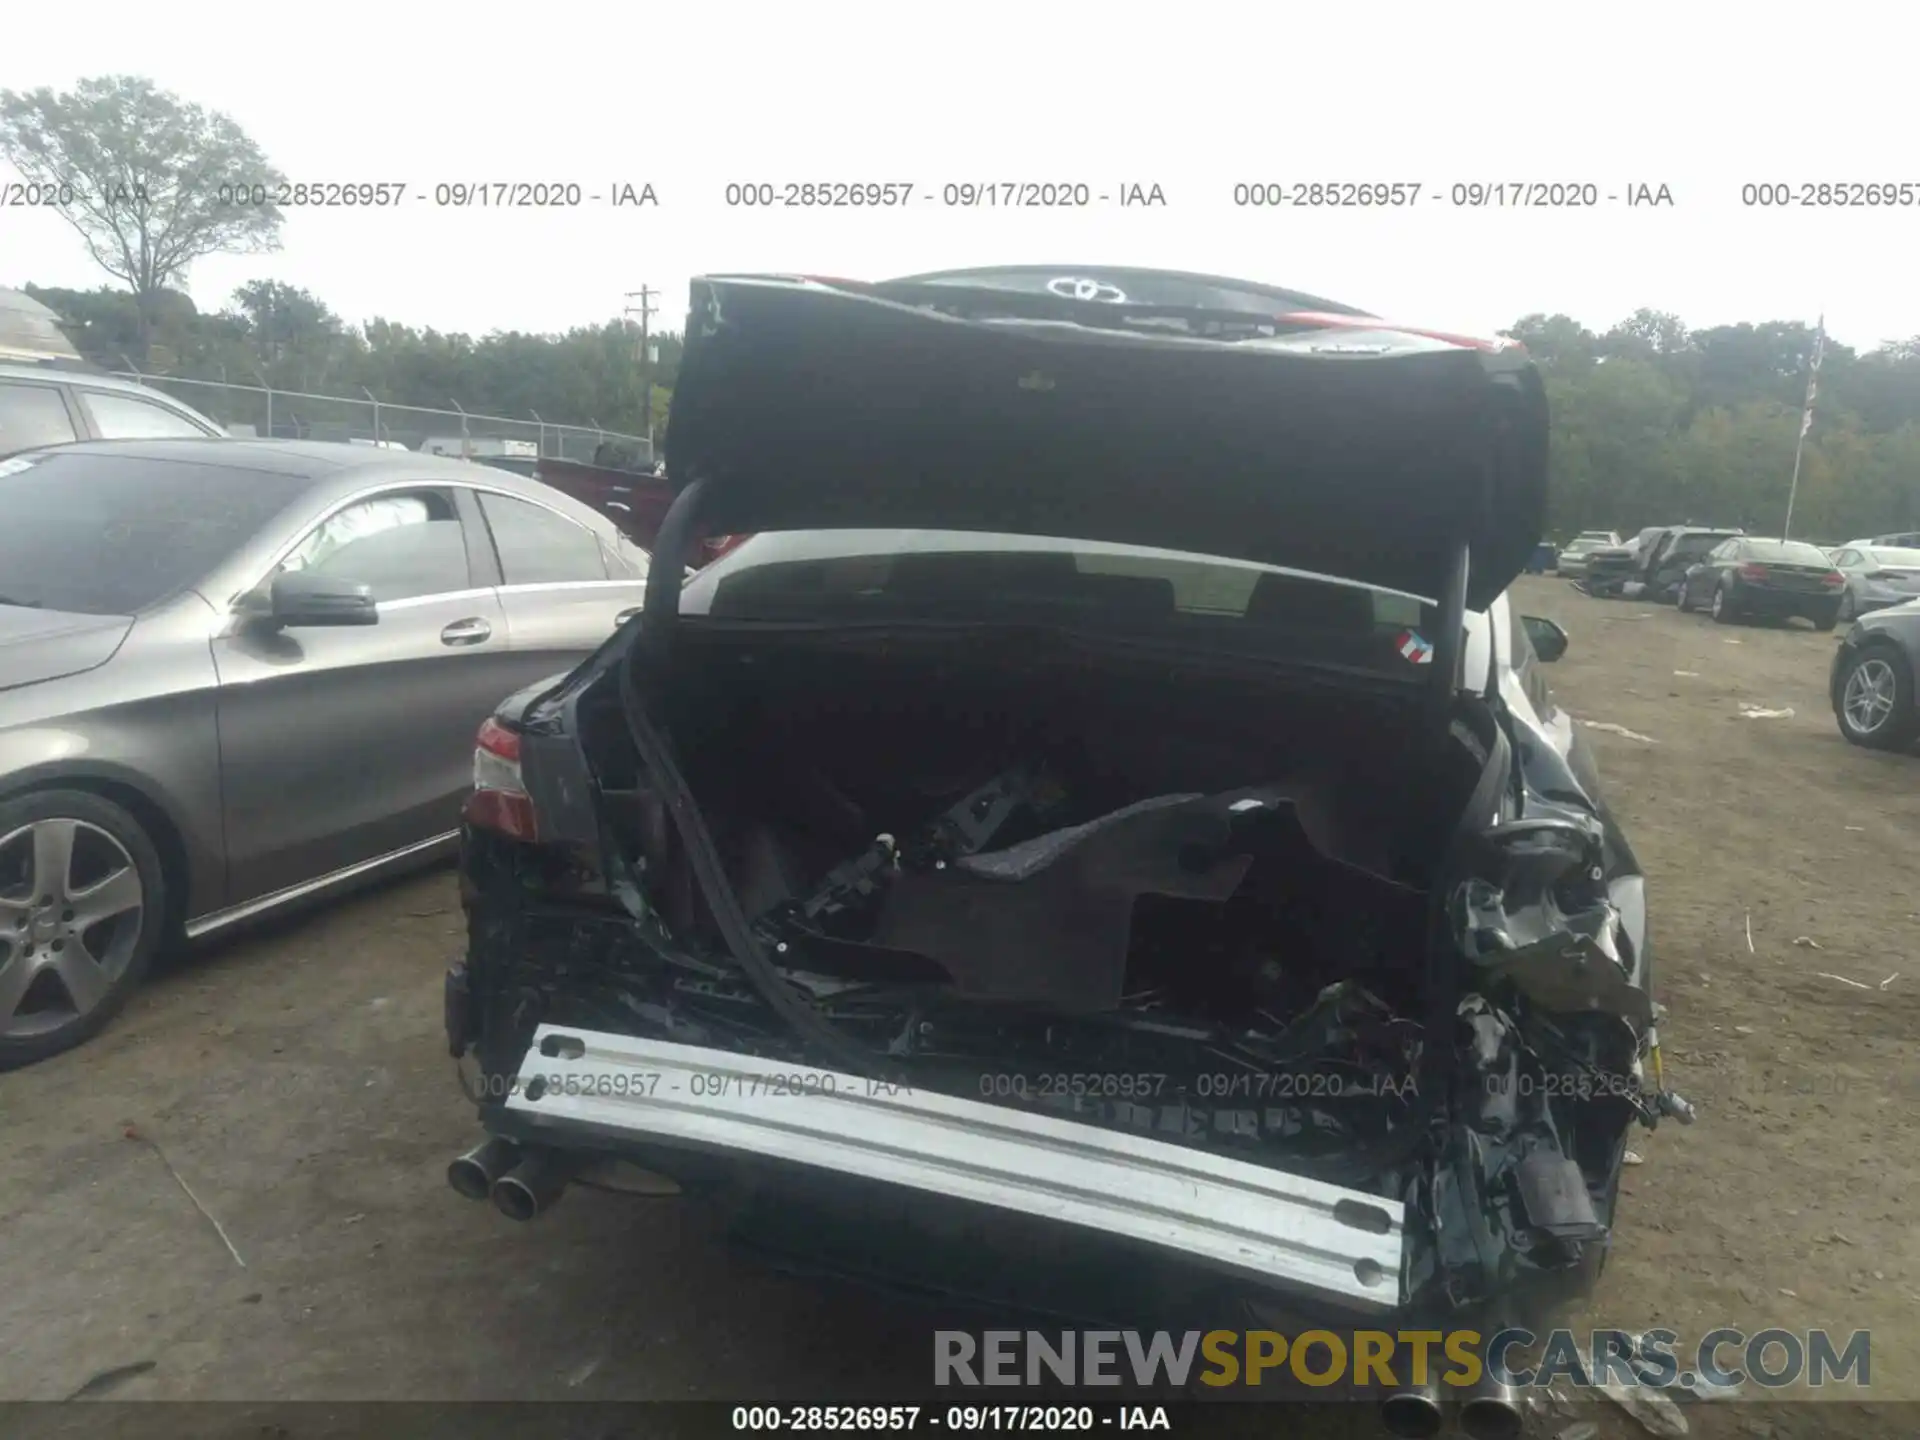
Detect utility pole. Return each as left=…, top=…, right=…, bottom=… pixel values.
left=624, top=287, right=658, bottom=458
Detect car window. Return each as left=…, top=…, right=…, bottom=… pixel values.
left=277, top=490, right=470, bottom=603
left=477, top=491, right=608, bottom=585
left=0, top=449, right=307, bottom=614
left=1835, top=549, right=1861, bottom=567
left=0, top=380, right=79, bottom=455
left=77, top=389, right=211, bottom=439
left=699, top=529, right=1441, bottom=676
left=1508, top=603, right=1535, bottom=670
left=608, top=533, right=652, bottom=581
left=1867, top=547, right=1920, bottom=568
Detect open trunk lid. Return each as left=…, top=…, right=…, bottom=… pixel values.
left=664, top=269, right=1549, bottom=610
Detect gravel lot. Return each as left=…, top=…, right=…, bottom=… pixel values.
left=3, top=576, right=1915, bottom=1439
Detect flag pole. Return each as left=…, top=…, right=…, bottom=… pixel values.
left=1783, top=421, right=1808, bottom=541
left=1782, top=314, right=1824, bottom=541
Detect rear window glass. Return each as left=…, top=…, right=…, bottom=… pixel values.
left=700, top=530, right=1435, bottom=668
left=1743, top=539, right=1833, bottom=565
left=0, top=450, right=305, bottom=615
left=1867, top=548, right=1920, bottom=568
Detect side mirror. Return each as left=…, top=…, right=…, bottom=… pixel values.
left=1522, top=614, right=1569, bottom=663
left=249, top=570, right=379, bottom=628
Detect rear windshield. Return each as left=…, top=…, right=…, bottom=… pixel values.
left=697, top=530, right=1439, bottom=672
left=0, top=449, right=306, bottom=615
left=1868, top=547, right=1920, bottom=568
left=1743, top=539, right=1833, bottom=565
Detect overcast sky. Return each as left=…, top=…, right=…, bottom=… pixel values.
left=1, top=1, right=1909, bottom=349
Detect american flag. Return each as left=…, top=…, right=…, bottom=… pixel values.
left=1800, top=316, right=1825, bottom=437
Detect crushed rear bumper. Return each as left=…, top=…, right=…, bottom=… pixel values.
left=498, top=1025, right=1406, bottom=1315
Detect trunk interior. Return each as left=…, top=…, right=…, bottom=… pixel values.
left=550, top=630, right=1494, bottom=1180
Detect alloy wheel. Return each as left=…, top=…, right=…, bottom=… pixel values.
left=1843, top=658, right=1898, bottom=736
left=1711, top=588, right=1724, bottom=620
left=0, top=819, right=146, bottom=1039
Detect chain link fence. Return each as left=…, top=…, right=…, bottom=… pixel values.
left=110, top=370, right=653, bottom=466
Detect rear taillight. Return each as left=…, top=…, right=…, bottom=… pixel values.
left=1822, top=570, right=1846, bottom=587
left=1737, top=563, right=1771, bottom=581
left=465, top=716, right=539, bottom=840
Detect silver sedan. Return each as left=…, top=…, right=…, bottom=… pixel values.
left=1829, top=544, right=1920, bottom=622
left=0, top=439, right=650, bottom=1069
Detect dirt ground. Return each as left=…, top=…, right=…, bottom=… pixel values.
left=2, top=575, right=1915, bottom=1438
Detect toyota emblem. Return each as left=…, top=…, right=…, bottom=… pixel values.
left=1045, top=276, right=1129, bottom=303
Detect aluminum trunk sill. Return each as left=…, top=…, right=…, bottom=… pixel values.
left=503, top=1026, right=1405, bottom=1313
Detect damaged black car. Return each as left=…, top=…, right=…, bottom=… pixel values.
left=443, top=268, right=1692, bottom=1432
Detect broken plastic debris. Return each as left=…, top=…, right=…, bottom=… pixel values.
left=1555, top=1423, right=1600, bottom=1440
left=1578, top=719, right=1659, bottom=744
left=1792, top=935, right=1821, bottom=949
left=1737, top=704, right=1794, bottom=719
left=1672, top=670, right=1700, bottom=677
left=1814, top=972, right=1873, bottom=991
left=1597, top=1379, right=1689, bottom=1437
left=1881, top=973, right=1899, bottom=990
left=1744, top=911, right=1754, bottom=953
left=1623, top=1149, right=1645, bottom=1165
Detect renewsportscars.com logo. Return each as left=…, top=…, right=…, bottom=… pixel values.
left=934, top=1327, right=1871, bottom=1391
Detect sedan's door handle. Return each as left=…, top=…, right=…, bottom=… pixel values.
left=440, top=617, right=493, bottom=646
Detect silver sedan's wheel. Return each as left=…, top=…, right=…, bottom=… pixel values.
left=0, top=790, right=167, bottom=1068
left=0, top=819, right=145, bottom=1037
left=1835, top=647, right=1920, bottom=751
left=1842, top=657, right=1898, bottom=736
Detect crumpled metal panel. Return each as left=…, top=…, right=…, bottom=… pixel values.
left=504, top=1026, right=1406, bottom=1312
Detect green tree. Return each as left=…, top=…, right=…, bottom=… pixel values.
left=0, top=76, right=286, bottom=355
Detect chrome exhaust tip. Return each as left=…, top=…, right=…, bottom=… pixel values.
left=491, top=1149, right=569, bottom=1221
left=1458, top=1376, right=1525, bottom=1440
left=447, top=1137, right=521, bottom=1201
left=1378, top=1384, right=1446, bottom=1439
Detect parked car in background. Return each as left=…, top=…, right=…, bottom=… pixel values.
left=1575, top=529, right=1620, bottom=546
left=1676, top=536, right=1846, bottom=628
left=1578, top=527, right=1661, bottom=596
left=445, top=268, right=1689, bottom=1434
left=1831, top=600, right=1920, bottom=749
left=1829, top=544, right=1920, bottom=622
left=0, top=289, right=228, bottom=457
left=1586, top=525, right=1742, bottom=602
left=0, top=439, right=651, bottom=1069
left=1555, top=535, right=1611, bottom=577
left=1846, top=531, right=1920, bottom=550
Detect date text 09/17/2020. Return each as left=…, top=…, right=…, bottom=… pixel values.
left=731, top=1405, right=1171, bottom=1432
left=474, top=1067, right=1436, bottom=1105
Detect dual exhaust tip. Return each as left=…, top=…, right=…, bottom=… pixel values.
left=447, top=1137, right=567, bottom=1221
left=1382, top=1377, right=1523, bottom=1440
left=453, top=1138, right=1524, bottom=1440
